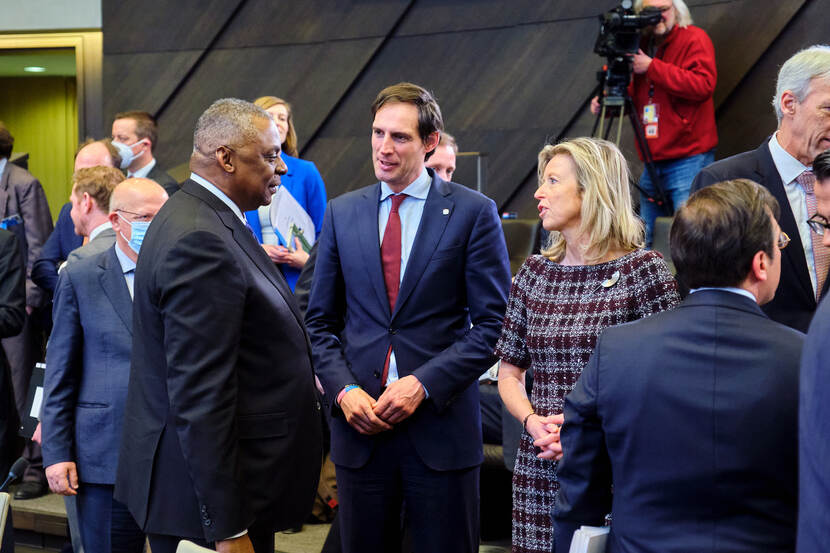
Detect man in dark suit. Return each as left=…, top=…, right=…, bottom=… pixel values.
left=306, top=83, right=511, bottom=553
left=553, top=179, right=803, bottom=553
left=42, top=178, right=168, bottom=553
left=797, top=150, right=830, bottom=552
left=32, top=138, right=121, bottom=294
left=1, top=121, right=55, bottom=499
left=0, top=228, right=25, bottom=553
left=115, top=98, right=322, bottom=553
left=690, top=45, right=830, bottom=332
left=111, top=111, right=179, bottom=196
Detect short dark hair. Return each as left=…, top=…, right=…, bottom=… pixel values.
left=0, top=121, right=13, bottom=158
left=371, top=82, right=443, bottom=160
left=671, top=179, right=781, bottom=289
left=814, top=149, right=830, bottom=182
left=114, top=111, right=159, bottom=152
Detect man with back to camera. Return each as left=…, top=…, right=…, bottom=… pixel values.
left=111, top=111, right=179, bottom=196
left=305, top=82, right=512, bottom=553
left=553, top=179, right=802, bottom=553
left=115, top=98, right=322, bottom=553
left=42, top=178, right=168, bottom=553
left=592, top=0, right=717, bottom=247
left=691, top=45, right=830, bottom=333
left=797, top=148, right=830, bottom=553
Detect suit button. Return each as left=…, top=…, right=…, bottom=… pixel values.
left=373, top=371, right=380, bottom=378
left=204, top=518, right=212, bottom=527
left=200, top=506, right=207, bottom=514
left=388, top=328, right=397, bottom=335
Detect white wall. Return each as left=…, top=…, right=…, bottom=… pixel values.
left=0, top=0, right=101, bottom=31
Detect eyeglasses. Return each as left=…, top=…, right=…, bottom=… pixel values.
left=777, top=231, right=791, bottom=250
left=116, top=209, right=153, bottom=223
left=807, top=214, right=830, bottom=236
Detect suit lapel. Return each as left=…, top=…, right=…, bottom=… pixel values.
left=755, top=143, right=815, bottom=304
left=181, top=180, right=306, bottom=329
left=357, top=183, right=391, bottom=315
left=393, top=176, right=453, bottom=319
left=98, top=246, right=133, bottom=334
left=0, top=166, right=9, bottom=217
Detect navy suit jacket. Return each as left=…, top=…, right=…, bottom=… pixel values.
left=797, top=294, right=830, bottom=552
left=690, top=141, right=829, bottom=332
left=31, top=202, right=84, bottom=294
left=42, top=245, right=133, bottom=484
left=306, top=171, right=511, bottom=470
left=115, top=180, right=322, bottom=541
left=554, top=290, right=803, bottom=553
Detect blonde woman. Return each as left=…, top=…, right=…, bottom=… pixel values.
left=244, top=96, right=327, bottom=291
left=496, top=137, right=679, bottom=553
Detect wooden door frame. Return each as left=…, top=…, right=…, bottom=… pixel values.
left=0, top=31, right=103, bottom=141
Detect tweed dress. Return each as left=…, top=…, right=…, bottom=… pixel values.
left=495, top=250, right=679, bottom=553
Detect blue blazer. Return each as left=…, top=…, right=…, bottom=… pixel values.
left=42, top=245, right=133, bottom=484
left=244, top=154, right=327, bottom=291
left=797, top=293, right=830, bottom=552
left=306, top=171, right=512, bottom=470
left=554, top=290, right=803, bottom=553
left=31, top=202, right=84, bottom=294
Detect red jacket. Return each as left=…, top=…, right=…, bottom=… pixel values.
left=629, top=25, right=718, bottom=162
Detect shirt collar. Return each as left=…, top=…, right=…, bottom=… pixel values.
left=113, top=242, right=136, bottom=274
left=189, top=172, right=245, bottom=222
left=690, top=286, right=757, bottom=303
left=0, top=158, right=6, bottom=179
left=128, top=157, right=156, bottom=179
left=379, top=167, right=431, bottom=202
left=89, top=221, right=112, bottom=241
left=769, top=132, right=810, bottom=185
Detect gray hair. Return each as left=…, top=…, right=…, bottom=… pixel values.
left=634, top=0, right=693, bottom=27
left=772, top=45, right=830, bottom=125
left=193, top=98, right=270, bottom=153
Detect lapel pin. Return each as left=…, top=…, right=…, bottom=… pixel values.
left=442, top=208, right=450, bottom=215
left=601, top=271, right=620, bottom=288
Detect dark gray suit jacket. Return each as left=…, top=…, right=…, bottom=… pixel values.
left=0, top=229, right=26, bottom=474
left=554, top=290, right=803, bottom=553
left=146, top=163, right=179, bottom=197
left=42, top=245, right=133, bottom=484
left=690, top=141, right=829, bottom=332
left=116, top=179, right=322, bottom=541
left=0, top=161, right=53, bottom=308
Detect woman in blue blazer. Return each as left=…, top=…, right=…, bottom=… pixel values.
left=245, top=96, right=327, bottom=292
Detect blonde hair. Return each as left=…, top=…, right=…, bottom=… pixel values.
left=253, top=96, right=298, bottom=157
left=538, top=137, right=644, bottom=263
left=634, top=0, right=693, bottom=28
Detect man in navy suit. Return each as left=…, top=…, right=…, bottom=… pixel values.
left=306, top=83, right=511, bottom=553
left=690, top=45, right=830, bottom=332
left=32, top=138, right=122, bottom=295
left=797, top=150, right=830, bottom=552
left=553, top=179, right=803, bottom=553
left=42, top=178, right=168, bottom=553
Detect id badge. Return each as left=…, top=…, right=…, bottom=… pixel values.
left=643, top=103, right=659, bottom=139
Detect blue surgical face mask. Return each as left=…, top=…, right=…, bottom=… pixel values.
left=118, top=213, right=150, bottom=254
left=111, top=140, right=143, bottom=170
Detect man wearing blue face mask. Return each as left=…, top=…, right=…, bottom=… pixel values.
left=42, top=178, right=168, bottom=553
left=112, top=111, right=180, bottom=197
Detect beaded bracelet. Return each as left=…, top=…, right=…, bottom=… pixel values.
left=522, top=410, right=536, bottom=432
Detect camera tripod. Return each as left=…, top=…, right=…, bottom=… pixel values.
left=590, top=69, right=670, bottom=215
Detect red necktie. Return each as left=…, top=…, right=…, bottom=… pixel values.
left=798, top=170, right=830, bottom=298
left=380, top=194, right=407, bottom=384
